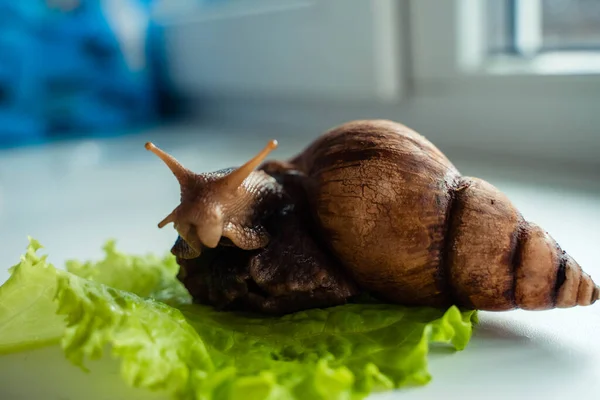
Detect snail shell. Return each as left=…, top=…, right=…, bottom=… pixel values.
left=284, top=119, right=598, bottom=311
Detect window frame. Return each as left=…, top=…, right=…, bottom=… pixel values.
left=411, top=0, right=600, bottom=85
left=406, top=0, right=600, bottom=167
left=156, top=0, right=600, bottom=169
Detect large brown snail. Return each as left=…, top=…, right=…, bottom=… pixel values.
left=145, top=119, right=599, bottom=315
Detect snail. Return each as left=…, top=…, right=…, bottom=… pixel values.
left=145, top=119, right=599, bottom=315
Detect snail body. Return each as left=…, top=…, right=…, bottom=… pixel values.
left=146, top=120, right=598, bottom=314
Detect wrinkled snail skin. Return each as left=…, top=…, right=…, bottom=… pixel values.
left=147, top=119, right=599, bottom=314
left=281, top=119, right=599, bottom=311
left=145, top=139, right=360, bottom=315
left=173, top=171, right=361, bottom=315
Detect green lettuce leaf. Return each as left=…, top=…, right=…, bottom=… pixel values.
left=64, top=239, right=191, bottom=306
left=0, top=238, right=64, bottom=353
left=0, top=238, right=477, bottom=400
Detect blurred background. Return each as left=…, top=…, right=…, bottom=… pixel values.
left=1, top=2, right=600, bottom=398
left=0, top=0, right=598, bottom=276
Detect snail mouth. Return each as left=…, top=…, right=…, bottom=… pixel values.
left=172, top=223, right=202, bottom=259
left=172, top=237, right=240, bottom=260
left=171, top=237, right=200, bottom=259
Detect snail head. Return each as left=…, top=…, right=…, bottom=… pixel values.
left=145, top=140, right=278, bottom=258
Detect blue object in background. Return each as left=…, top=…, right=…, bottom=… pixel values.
left=0, top=0, right=167, bottom=149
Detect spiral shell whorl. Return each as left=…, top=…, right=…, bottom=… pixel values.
left=517, top=223, right=599, bottom=309
left=446, top=177, right=599, bottom=311
left=556, top=253, right=599, bottom=308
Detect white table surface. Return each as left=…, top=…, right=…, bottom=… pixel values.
left=1, top=122, right=599, bottom=399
